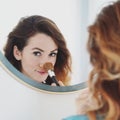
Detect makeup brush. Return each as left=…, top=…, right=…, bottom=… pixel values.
left=43, top=62, right=60, bottom=86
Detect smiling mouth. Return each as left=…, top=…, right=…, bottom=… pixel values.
left=36, top=70, right=47, bottom=75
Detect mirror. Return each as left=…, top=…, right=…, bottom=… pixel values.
left=0, top=0, right=90, bottom=85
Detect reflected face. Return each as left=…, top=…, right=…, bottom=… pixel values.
left=14, top=33, right=58, bottom=83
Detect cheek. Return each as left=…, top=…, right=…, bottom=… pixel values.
left=23, top=54, right=38, bottom=63
left=21, top=57, right=37, bottom=68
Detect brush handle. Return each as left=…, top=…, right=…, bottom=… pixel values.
left=48, top=70, right=60, bottom=86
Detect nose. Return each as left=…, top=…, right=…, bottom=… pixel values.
left=38, top=56, right=51, bottom=68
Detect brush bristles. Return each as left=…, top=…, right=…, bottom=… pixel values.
left=43, top=62, right=54, bottom=72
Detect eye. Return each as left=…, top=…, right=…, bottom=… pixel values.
left=33, top=51, right=41, bottom=56
left=49, top=52, right=57, bottom=57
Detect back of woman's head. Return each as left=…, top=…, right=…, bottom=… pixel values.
left=87, top=1, right=120, bottom=119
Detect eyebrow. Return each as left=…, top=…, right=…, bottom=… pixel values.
left=32, top=48, right=58, bottom=52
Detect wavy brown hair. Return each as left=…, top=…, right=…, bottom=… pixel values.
left=4, top=15, right=72, bottom=85
left=87, top=1, right=120, bottom=120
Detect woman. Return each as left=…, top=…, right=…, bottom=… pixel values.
left=4, top=15, right=72, bottom=86
left=63, top=0, right=120, bottom=119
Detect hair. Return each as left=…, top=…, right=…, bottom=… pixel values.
left=4, top=15, right=72, bottom=85
left=86, top=1, right=120, bottom=120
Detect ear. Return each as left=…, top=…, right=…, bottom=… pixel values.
left=13, top=46, right=22, bottom=60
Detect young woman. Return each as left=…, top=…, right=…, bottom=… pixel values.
left=4, top=15, right=72, bottom=86
left=63, top=0, right=120, bottom=119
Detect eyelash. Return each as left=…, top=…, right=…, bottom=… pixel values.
left=49, top=52, right=57, bottom=57
left=33, top=51, right=57, bottom=57
left=33, top=51, right=41, bottom=56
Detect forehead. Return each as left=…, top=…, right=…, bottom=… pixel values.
left=26, top=33, right=58, bottom=50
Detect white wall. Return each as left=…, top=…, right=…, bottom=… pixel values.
left=88, top=0, right=118, bottom=25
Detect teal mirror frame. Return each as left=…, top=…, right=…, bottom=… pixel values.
left=0, top=51, right=87, bottom=93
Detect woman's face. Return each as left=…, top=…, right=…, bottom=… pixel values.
left=14, top=33, right=58, bottom=83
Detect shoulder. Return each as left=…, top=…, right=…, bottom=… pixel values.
left=62, top=114, right=105, bottom=120
left=62, top=115, right=89, bottom=120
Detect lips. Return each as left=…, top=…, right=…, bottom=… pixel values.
left=36, top=70, right=47, bottom=75
left=39, top=71, right=45, bottom=74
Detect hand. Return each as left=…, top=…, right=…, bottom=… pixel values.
left=76, top=88, right=99, bottom=115
left=76, top=88, right=90, bottom=114
left=51, top=81, right=64, bottom=86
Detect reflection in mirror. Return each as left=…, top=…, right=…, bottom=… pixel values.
left=3, top=15, right=73, bottom=86
left=0, top=0, right=90, bottom=85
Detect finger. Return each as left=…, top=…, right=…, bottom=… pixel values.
left=51, top=83, right=57, bottom=86
left=79, top=88, right=89, bottom=94
left=58, top=81, right=64, bottom=86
